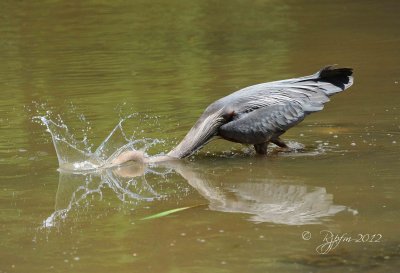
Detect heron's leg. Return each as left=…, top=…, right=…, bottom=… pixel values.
left=254, top=142, right=269, bottom=155
left=271, top=138, right=288, bottom=148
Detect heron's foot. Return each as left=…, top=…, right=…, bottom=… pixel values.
left=275, top=146, right=292, bottom=153
left=269, top=138, right=294, bottom=154
left=268, top=146, right=292, bottom=156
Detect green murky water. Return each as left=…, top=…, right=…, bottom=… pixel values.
left=1, top=1, right=400, bottom=272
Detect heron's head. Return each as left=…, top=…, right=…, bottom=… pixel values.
left=168, top=108, right=226, bottom=158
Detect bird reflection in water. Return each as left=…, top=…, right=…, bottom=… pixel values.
left=43, top=160, right=355, bottom=228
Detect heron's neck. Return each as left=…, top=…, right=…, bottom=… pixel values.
left=168, top=110, right=225, bottom=159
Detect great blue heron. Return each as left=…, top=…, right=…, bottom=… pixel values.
left=112, top=65, right=353, bottom=165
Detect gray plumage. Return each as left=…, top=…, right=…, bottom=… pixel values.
left=168, top=66, right=353, bottom=158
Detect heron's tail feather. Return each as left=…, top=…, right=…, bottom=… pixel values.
left=302, top=65, right=354, bottom=96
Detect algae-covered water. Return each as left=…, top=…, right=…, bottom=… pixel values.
left=1, top=1, right=400, bottom=272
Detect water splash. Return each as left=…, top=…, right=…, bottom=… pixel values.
left=31, top=108, right=173, bottom=228
left=34, top=116, right=100, bottom=171
left=93, top=114, right=162, bottom=167
left=33, top=111, right=162, bottom=172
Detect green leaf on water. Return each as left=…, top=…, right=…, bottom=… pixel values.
left=141, top=204, right=205, bottom=220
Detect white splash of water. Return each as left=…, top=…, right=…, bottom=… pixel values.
left=33, top=112, right=161, bottom=172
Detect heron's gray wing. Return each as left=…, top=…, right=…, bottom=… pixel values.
left=217, top=66, right=353, bottom=116
left=264, top=66, right=354, bottom=96
left=218, top=100, right=321, bottom=144
left=229, top=87, right=329, bottom=115
left=236, top=66, right=353, bottom=99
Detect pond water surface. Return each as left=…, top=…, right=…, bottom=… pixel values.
left=1, top=1, right=400, bottom=272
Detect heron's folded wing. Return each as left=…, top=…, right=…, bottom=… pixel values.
left=219, top=100, right=322, bottom=144
left=226, top=66, right=353, bottom=115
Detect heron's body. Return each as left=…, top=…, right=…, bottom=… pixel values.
left=167, top=66, right=353, bottom=159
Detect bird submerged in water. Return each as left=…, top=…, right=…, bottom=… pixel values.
left=112, top=66, right=353, bottom=165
